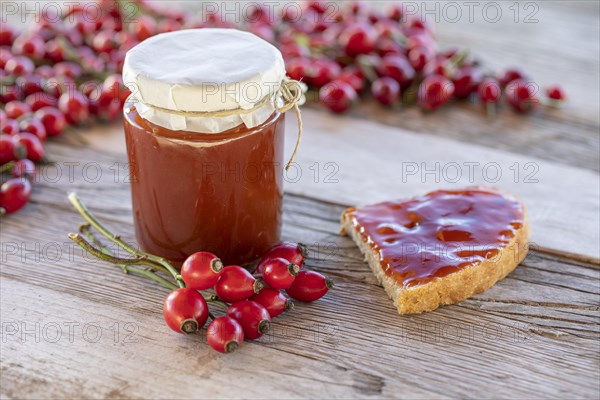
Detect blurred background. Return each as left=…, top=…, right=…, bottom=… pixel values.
left=2, top=1, right=598, bottom=171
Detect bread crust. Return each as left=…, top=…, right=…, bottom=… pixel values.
left=341, top=201, right=530, bottom=315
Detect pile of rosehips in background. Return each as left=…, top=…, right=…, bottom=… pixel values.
left=1, top=0, right=138, bottom=215
left=1, top=1, right=568, bottom=215
left=272, top=2, right=566, bottom=114
left=172, top=243, right=332, bottom=353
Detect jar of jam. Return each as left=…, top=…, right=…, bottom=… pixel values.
left=122, top=29, right=302, bottom=266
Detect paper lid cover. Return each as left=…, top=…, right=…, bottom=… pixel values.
left=122, top=28, right=286, bottom=133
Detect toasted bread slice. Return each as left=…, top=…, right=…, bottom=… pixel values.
left=341, top=187, right=530, bottom=314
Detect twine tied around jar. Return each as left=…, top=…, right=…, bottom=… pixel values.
left=145, top=78, right=304, bottom=171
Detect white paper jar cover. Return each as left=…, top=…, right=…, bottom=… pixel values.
left=122, top=28, right=287, bottom=133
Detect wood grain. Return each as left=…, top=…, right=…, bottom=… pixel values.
left=2, top=1, right=599, bottom=398
left=1, top=146, right=598, bottom=399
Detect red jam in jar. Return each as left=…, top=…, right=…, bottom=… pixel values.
left=122, top=29, right=295, bottom=265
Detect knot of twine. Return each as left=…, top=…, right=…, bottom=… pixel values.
left=146, top=78, right=304, bottom=171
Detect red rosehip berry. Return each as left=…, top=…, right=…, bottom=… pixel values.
left=15, top=132, right=44, bottom=162
left=388, top=5, right=404, bottom=21
left=505, top=79, right=538, bottom=113
left=12, top=159, right=36, bottom=179
left=54, top=61, right=83, bottom=79
left=261, top=258, right=300, bottom=289
left=376, top=37, right=406, bottom=57
left=34, top=107, right=67, bottom=137
left=103, top=74, right=131, bottom=105
left=452, top=66, right=483, bottom=99
left=371, top=77, right=401, bottom=106
left=418, top=75, right=455, bottom=111
left=0, top=48, right=13, bottom=69
left=35, top=65, right=55, bottom=79
left=0, top=178, right=32, bottom=214
left=181, top=251, right=224, bottom=290
left=163, top=288, right=209, bottom=334
left=5, top=101, right=31, bottom=120
left=377, top=55, right=415, bottom=89
left=478, top=78, right=501, bottom=104
left=4, top=56, right=35, bottom=76
left=250, top=288, right=293, bottom=318
left=339, top=22, right=377, bottom=57
left=1, top=119, right=20, bottom=136
left=338, top=68, right=365, bottom=93
left=546, top=85, right=566, bottom=107
left=0, top=135, right=21, bottom=164
left=12, top=35, right=45, bottom=58
left=0, top=24, right=16, bottom=46
left=206, top=316, right=244, bottom=353
left=134, top=15, right=157, bottom=41
left=25, top=92, right=58, bottom=111
left=285, top=270, right=333, bottom=302
left=16, top=74, right=44, bottom=96
left=92, top=30, right=115, bottom=53
left=226, top=300, right=271, bottom=340
left=258, top=242, right=308, bottom=273
left=215, top=265, right=262, bottom=303
left=408, top=45, right=435, bottom=72
left=285, top=57, right=311, bottom=81
left=58, top=91, right=90, bottom=125
left=45, top=39, right=66, bottom=63
left=306, top=1, right=327, bottom=14
left=310, top=58, right=342, bottom=88
left=499, top=68, right=526, bottom=87
left=406, top=32, right=436, bottom=53
left=319, top=81, right=357, bottom=114
left=19, top=118, right=47, bottom=142
left=0, top=85, right=23, bottom=104
left=422, top=59, right=453, bottom=78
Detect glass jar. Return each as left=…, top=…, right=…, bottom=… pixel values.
left=122, top=29, right=299, bottom=265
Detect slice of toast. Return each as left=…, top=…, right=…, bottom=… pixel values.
left=341, top=187, right=530, bottom=314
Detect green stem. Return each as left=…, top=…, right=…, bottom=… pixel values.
left=78, top=224, right=171, bottom=276
left=123, top=267, right=178, bottom=291
left=68, top=233, right=178, bottom=291
left=68, top=192, right=185, bottom=288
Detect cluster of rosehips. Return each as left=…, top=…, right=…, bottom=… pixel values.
left=257, top=2, right=566, bottom=114
left=166, top=243, right=332, bottom=353
left=69, top=195, right=333, bottom=354
left=0, top=0, right=184, bottom=215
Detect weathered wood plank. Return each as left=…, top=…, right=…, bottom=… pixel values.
left=1, top=146, right=598, bottom=399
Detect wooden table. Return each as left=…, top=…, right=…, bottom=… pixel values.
left=1, top=2, right=599, bottom=398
